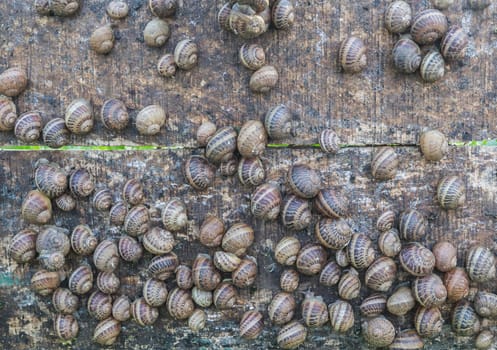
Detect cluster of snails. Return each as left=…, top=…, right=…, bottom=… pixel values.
left=89, top=1, right=130, bottom=55
left=385, top=1, right=470, bottom=83
left=34, top=0, right=82, bottom=17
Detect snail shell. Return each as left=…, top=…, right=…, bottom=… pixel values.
left=148, top=252, right=179, bottom=280
left=0, top=95, right=17, bottom=131
left=232, top=256, right=257, bottom=288
left=392, top=36, right=422, bottom=74
left=219, top=157, right=238, bottom=177
left=238, top=120, right=267, bottom=158
left=240, top=310, right=264, bottom=339
left=47, top=0, right=81, bottom=17
left=36, top=225, right=70, bottom=257
left=371, top=146, right=398, bottom=180
left=0, top=67, right=28, bottom=97
left=238, top=0, right=268, bottom=12
left=54, top=314, right=79, bottom=340
left=176, top=264, right=193, bottom=289
left=272, top=0, right=295, bottom=30
left=399, top=209, right=426, bottom=241
left=315, top=218, right=352, bottom=250
left=90, top=25, right=114, bottom=54
left=93, top=188, right=113, bottom=212
left=432, top=0, right=454, bottom=9
left=123, top=179, right=144, bottom=205
left=268, top=292, right=296, bottom=325
left=15, top=111, right=43, bottom=142
left=437, top=175, right=466, bottom=209
left=93, top=317, right=121, bottom=345
left=249, top=65, right=279, bottom=93
left=251, top=183, right=281, bottom=221
left=101, top=98, right=129, bottom=131
left=69, top=168, right=95, bottom=198
left=389, top=329, right=424, bottom=350
left=338, top=268, right=361, bottom=300
left=238, top=157, right=265, bottom=186
left=229, top=11, right=267, bottom=39
left=222, top=222, right=254, bottom=257
left=8, top=229, right=38, bottom=263
left=274, top=236, right=301, bottom=266
left=277, top=321, right=307, bottom=350
left=365, top=256, right=397, bottom=292
left=328, top=300, right=354, bottom=333
left=410, top=9, right=448, bottom=45
left=346, top=233, right=375, bottom=270
left=188, top=309, right=207, bottom=332
left=136, top=104, right=166, bottom=136
left=213, top=282, right=238, bottom=309
left=361, top=316, right=395, bottom=347
left=124, top=205, right=150, bottom=237
left=378, top=228, right=401, bottom=257
left=93, top=240, right=119, bottom=272
left=199, top=215, right=225, bottom=247
left=21, top=190, right=52, bottom=224
left=399, top=242, right=435, bottom=276
left=360, top=293, right=387, bottom=317
left=466, top=245, right=496, bottom=282
left=414, top=306, right=443, bottom=338
left=420, top=50, right=445, bottom=83
left=384, top=1, right=412, bottom=33
left=302, top=294, right=329, bottom=328
left=387, top=286, right=415, bottom=316
left=31, top=269, right=61, bottom=296
left=71, top=225, right=98, bottom=256
left=106, top=1, right=129, bottom=19
left=265, top=104, right=292, bottom=140
left=35, top=161, right=67, bottom=198
left=296, top=244, right=327, bottom=276
left=149, top=0, right=177, bottom=18
left=65, top=98, right=93, bottom=134
left=184, top=155, right=216, bottom=190
left=314, top=188, right=349, bottom=218
left=191, top=287, right=212, bottom=308
left=53, top=288, right=79, bottom=314
left=281, top=195, right=312, bottom=231
left=217, top=3, right=232, bottom=31
left=68, top=265, right=93, bottom=295
left=118, top=235, right=143, bottom=262
left=166, top=288, right=195, bottom=320
left=144, top=19, right=170, bottom=47
left=280, top=269, right=299, bottom=292
left=43, top=118, right=70, bottom=148
left=419, top=129, right=448, bottom=161
left=174, top=39, right=198, bottom=70
left=55, top=193, right=76, bottom=212
left=206, top=126, right=238, bottom=164
left=319, top=260, right=341, bottom=287
left=157, top=54, right=177, bottom=78
left=239, top=44, right=266, bottom=70
left=143, top=227, right=175, bottom=255
left=196, top=121, right=216, bottom=147
left=192, top=254, right=221, bottom=291
left=319, top=129, right=340, bottom=154
left=213, top=250, right=242, bottom=272
left=469, top=0, right=491, bottom=10
left=131, top=297, right=159, bottom=326
left=476, top=330, right=494, bottom=350
left=452, top=301, right=480, bottom=336
left=440, top=26, right=468, bottom=61
left=432, top=241, right=457, bottom=272
left=143, top=278, right=168, bottom=307
left=38, top=252, right=65, bottom=271
left=162, top=198, right=187, bottom=232
left=287, top=164, right=321, bottom=198
left=97, top=271, right=120, bottom=294
left=339, top=36, right=367, bottom=73
left=88, top=291, right=113, bottom=320
left=412, top=274, right=447, bottom=307
left=474, top=291, right=497, bottom=318
left=444, top=267, right=470, bottom=302
left=112, top=295, right=131, bottom=321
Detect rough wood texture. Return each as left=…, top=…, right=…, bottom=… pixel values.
left=0, top=1, right=496, bottom=147
left=1, top=147, right=496, bottom=349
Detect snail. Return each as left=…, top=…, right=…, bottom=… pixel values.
left=36, top=0, right=81, bottom=17
left=280, top=269, right=299, bottom=292
left=54, top=314, right=79, bottom=340
left=399, top=209, right=426, bottom=241
left=452, top=301, right=481, bottom=336
left=414, top=306, right=443, bottom=338
left=174, top=39, right=198, bottom=70
left=238, top=157, right=265, bottom=186
left=96, top=271, right=120, bottom=294
left=229, top=11, right=267, bottom=39
left=346, top=233, right=375, bottom=270
left=93, top=317, right=121, bottom=345
left=106, top=1, right=129, bottom=19
left=392, top=36, right=422, bottom=74
left=281, top=195, right=312, bottom=230
left=432, top=241, right=457, bottom=272
left=135, top=104, right=166, bottom=136
left=34, top=160, right=68, bottom=198
left=217, top=3, right=232, bottom=31
left=319, top=129, right=340, bottom=154
left=444, top=267, right=470, bottom=302
left=274, top=236, right=301, bottom=266
left=8, top=228, right=38, bottom=263
left=365, top=256, right=397, bottom=292
left=419, top=128, right=448, bottom=161
left=93, top=240, right=119, bottom=272
left=271, top=0, right=295, bottom=30
left=68, top=265, right=93, bottom=295
left=70, top=224, right=98, bottom=256
left=371, top=146, right=398, bottom=180
left=0, top=95, right=17, bottom=131
left=296, top=244, right=327, bottom=276
left=437, top=175, right=466, bottom=209
left=21, top=190, right=52, bottom=224
left=265, top=104, right=292, bottom=140
left=412, top=274, right=447, bottom=307
left=184, top=155, right=216, bottom=190
left=213, top=251, right=241, bottom=273
left=157, top=54, right=177, bottom=78
left=249, top=65, right=279, bottom=93
left=287, top=164, right=321, bottom=198
left=101, top=98, right=129, bottom=131
left=387, top=286, right=416, bottom=316
left=389, top=330, right=424, bottom=350
left=144, top=19, right=170, bottom=47
left=251, top=183, right=281, bottom=220
left=148, top=252, right=179, bottom=280
left=112, top=295, right=131, bottom=321
left=213, top=282, right=238, bottom=309
left=110, top=201, right=127, bottom=226
left=55, top=193, right=76, bottom=212
left=277, top=321, right=307, bottom=350
left=420, top=50, right=445, bottom=83
left=399, top=242, right=435, bottom=276
left=315, top=218, right=352, bottom=250
left=191, top=287, right=212, bottom=308
left=239, top=44, right=266, bottom=70
left=166, top=288, right=194, bottom=320
left=162, top=198, right=187, bottom=232
left=53, top=288, right=79, bottom=314
left=43, top=118, right=70, bottom=148
left=219, top=157, right=238, bottom=177
left=378, top=228, right=401, bottom=257
left=328, top=300, right=354, bottom=333
left=268, top=292, right=296, bottom=325
left=93, top=188, right=113, bottom=211
left=360, top=294, right=387, bottom=317
left=205, top=126, right=238, bottom=165
left=410, top=9, right=448, bottom=45
left=339, top=36, right=367, bottom=73
left=118, top=235, right=143, bottom=262
left=143, top=227, right=175, bottom=255
left=320, top=260, right=343, bottom=288
left=124, top=205, right=150, bottom=237
left=440, top=26, right=468, bottom=61
left=69, top=168, right=95, bottom=197
left=466, top=245, right=496, bottom=283
left=384, top=1, right=412, bottom=34
left=239, top=311, right=264, bottom=339
left=232, top=256, right=257, bottom=288
left=149, top=0, right=177, bottom=18
left=131, top=297, right=159, bottom=326
left=123, top=179, right=144, bottom=205
left=301, top=294, right=329, bottom=328
left=196, top=121, right=216, bottom=147
left=87, top=291, right=113, bottom=320
left=192, top=254, right=221, bottom=291
left=474, top=291, right=497, bottom=318
left=176, top=265, right=193, bottom=289
left=237, top=120, right=267, bottom=158
left=314, top=188, right=349, bottom=218
left=90, top=25, right=115, bottom=55
left=0, top=67, right=28, bottom=97
left=15, top=111, right=43, bottom=142
left=143, top=278, right=169, bottom=307
left=188, top=309, right=207, bottom=332
left=221, top=222, right=254, bottom=257
left=199, top=216, right=225, bottom=247
left=475, top=330, right=494, bottom=350
left=338, top=268, right=361, bottom=300
left=31, top=269, right=61, bottom=295
left=361, top=316, right=396, bottom=347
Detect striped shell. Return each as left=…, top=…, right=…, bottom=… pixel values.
left=268, top=292, right=296, bottom=325
left=452, top=301, right=480, bottom=336
left=419, top=129, right=448, bottom=161
left=31, top=269, right=61, bottom=296
left=239, top=43, right=266, bottom=70
left=118, top=235, right=143, bottom=262
left=8, top=229, right=38, bottom=263
left=34, top=161, right=68, bottom=198
left=237, top=120, right=267, bottom=158
left=143, top=278, right=168, bottom=307
left=68, top=265, right=93, bottom=295
left=338, top=269, right=361, bottom=300
left=392, top=36, right=422, bottom=73
left=69, top=168, right=95, bottom=198
left=346, top=233, right=375, bottom=270
left=162, top=198, right=187, bottom=232
left=420, top=50, right=445, bottom=83
left=188, top=309, right=207, bottom=332
left=399, top=242, right=435, bottom=276
left=112, top=295, right=131, bottom=321
left=399, top=209, right=426, bottom=241
left=71, top=224, right=98, bottom=256
left=166, top=288, right=194, bottom=320
left=249, top=65, right=279, bottom=93
left=475, top=330, right=494, bottom=350
left=469, top=0, right=491, bottom=9
left=157, top=54, right=177, bottom=78
left=54, top=314, right=79, bottom=340
left=412, top=274, right=447, bottom=307
left=339, top=36, right=367, bottom=73
left=466, top=245, right=496, bottom=282
left=414, top=306, right=443, bottom=338
left=136, top=105, right=166, bottom=136
left=277, top=321, right=307, bottom=350
left=328, top=300, right=354, bottom=333
left=319, top=260, right=341, bottom=287
left=282, top=195, right=312, bottom=230
left=148, top=252, right=179, bottom=280
left=55, top=193, right=76, bottom=212
left=65, top=98, right=93, bottom=134
left=302, top=294, right=329, bottom=328
left=387, top=286, right=415, bottom=316
left=93, top=188, right=113, bottom=211
left=336, top=247, right=350, bottom=267
left=101, top=98, right=129, bottom=131
left=0, top=95, right=17, bottom=131
left=0, top=67, right=28, bottom=97
left=378, top=228, right=401, bottom=257
left=97, top=271, right=120, bottom=294
left=265, top=104, right=292, bottom=140
left=239, top=310, right=264, bottom=339
left=222, top=222, right=254, bottom=257
left=360, top=294, right=387, bottom=317
left=474, top=291, right=497, bottom=318
left=131, top=297, right=159, bottom=326
left=280, top=269, right=299, bottom=292
left=15, top=111, right=43, bottom=142
left=124, top=205, right=149, bottom=237
left=384, top=1, right=412, bottom=33
left=143, top=227, right=175, bottom=255
left=87, top=291, right=113, bottom=320
left=229, top=11, right=266, bottom=39
left=213, top=251, right=241, bottom=273
left=319, top=129, right=340, bottom=154
left=432, top=241, right=457, bottom=272
left=232, top=257, right=257, bottom=288
left=314, top=188, right=349, bottom=218
left=213, top=282, right=238, bottom=309
left=144, top=19, right=170, bottom=47
left=192, top=254, right=221, bottom=291
left=437, top=176, right=465, bottom=209
left=43, top=118, right=70, bottom=148
left=176, top=264, right=193, bottom=289
left=274, top=236, right=301, bottom=266
left=361, top=316, right=395, bottom=348
left=21, top=190, right=52, bottom=224
left=53, top=288, right=79, bottom=314
left=174, top=39, right=198, bottom=70
left=238, top=157, right=265, bottom=186
left=389, top=330, right=424, bottom=350
left=199, top=216, right=225, bottom=247
left=272, top=0, right=295, bottom=30
left=251, top=183, right=281, bottom=220
left=93, top=240, right=119, bottom=272
left=205, top=126, right=238, bottom=165
left=365, top=256, right=397, bottom=292
left=191, top=287, right=212, bottom=308
left=315, top=218, right=352, bottom=250
left=444, top=267, right=470, bottom=302
left=371, top=146, right=398, bottom=180
left=296, top=244, right=327, bottom=276
left=410, top=9, right=448, bottom=45
left=287, top=164, right=321, bottom=198
left=93, top=317, right=121, bottom=345
left=217, top=3, right=232, bottom=31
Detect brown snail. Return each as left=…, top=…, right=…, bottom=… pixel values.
left=265, top=104, right=292, bottom=140
left=419, top=129, right=448, bottom=161
left=280, top=269, right=299, bottom=292
left=474, top=291, right=497, bottom=318
left=412, top=274, right=447, bottom=307
left=315, top=218, right=352, bottom=250
left=122, top=179, right=144, bottom=205
left=440, top=26, right=468, bottom=61
left=112, top=295, right=131, bottom=321
left=21, top=190, right=52, bottom=224
left=314, top=188, right=349, bottom=218
left=392, top=36, right=422, bottom=74
left=239, top=44, right=266, bottom=70
left=238, top=157, right=265, bottom=186
left=174, top=39, right=198, bottom=70
left=384, top=1, right=412, bottom=34
left=249, top=65, right=279, bottom=93
left=222, top=222, right=254, bottom=257
left=118, top=235, right=143, bottom=262
left=277, top=321, right=307, bottom=350
left=87, top=291, right=113, bottom=320
left=191, top=287, right=212, bottom=308
left=420, top=50, right=445, bottom=83
left=65, top=98, right=93, bottom=134
left=93, top=240, right=119, bottom=272
left=319, top=260, right=341, bottom=287
left=93, top=188, right=113, bottom=211
left=71, top=224, right=98, bottom=256
left=123, top=205, right=150, bottom=237
left=166, top=288, right=195, bottom=320
left=54, top=314, right=79, bottom=340
left=319, top=129, right=340, bottom=154
left=378, top=228, right=401, bottom=257
left=239, top=310, right=264, bottom=339
left=414, top=306, right=443, bottom=338
left=399, top=209, right=426, bottom=241
left=365, top=256, right=397, bottom=292
left=34, top=160, right=68, bottom=198
left=90, top=25, right=115, bottom=55
left=196, top=121, right=216, bottom=147
left=188, top=309, right=207, bottom=332
left=213, top=251, right=241, bottom=273
left=361, top=316, right=395, bottom=347
left=217, top=3, right=232, bottom=31
left=184, top=155, right=216, bottom=190
left=219, top=157, right=238, bottom=177
left=437, top=175, right=466, bottom=209
left=31, top=269, right=61, bottom=296
left=475, top=330, right=494, bottom=350
left=36, top=0, right=81, bottom=17
left=387, top=286, right=416, bottom=316
left=338, top=268, right=361, bottom=300
left=287, top=164, right=321, bottom=199
left=444, top=267, right=470, bottom=302
left=162, top=198, right=187, bottom=232
left=301, top=294, right=329, bottom=328
left=237, top=120, right=267, bottom=158
left=55, top=193, right=76, bottom=212
left=135, top=105, right=166, bottom=136
left=389, top=329, right=424, bottom=350
left=0, top=67, right=28, bottom=97
left=271, top=0, right=295, bottom=30
left=268, top=292, right=296, bottom=325
left=360, top=294, right=387, bottom=317
left=143, top=227, right=175, bottom=255
left=101, top=98, right=129, bottom=131
left=328, top=300, right=354, bottom=333
left=339, top=36, right=367, bottom=73
left=399, top=242, right=435, bottom=277
left=296, top=244, right=327, bottom=276
left=232, top=256, right=257, bottom=288
left=130, top=298, right=159, bottom=326
left=371, top=146, right=398, bottom=180
left=176, top=264, right=194, bottom=289
left=432, top=241, right=457, bottom=272
left=144, top=19, right=170, bottom=47
left=0, top=95, right=17, bottom=131
left=96, top=271, right=120, bottom=295
left=93, top=317, right=121, bottom=345
left=251, top=183, right=281, bottom=221
left=452, top=301, right=481, bottom=336
left=192, top=254, right=221, bottom=291
left=199, top=216, right=225, bottom=247
left=229, top=11, right=267, bottom=39
left=43, top=118, right=70, bottom=148
left=106, top=1, right=129, bottom=19
left=466, top=245, right=496, bottom=282
left=410, top=9, right=448, bottom=45
left=157, top=54, right=177, bottom=78
left=213, top=282, right=238, bottom=309
left=148, top=252, right=179, bottom=280
left=15, top=111, right=43, bottom=142
left=274, top=236, right=301, bottom=266
left=8, top=228, right=38, bottom=263
left=143, top=278, right=168, bottom=307
left=68, top=265, right=93, bottom=295
left=69, top=168, right=95, bottom=198
left=205, top=126, right=237, bottom=165
left=149, top=0, right=177, bottom=18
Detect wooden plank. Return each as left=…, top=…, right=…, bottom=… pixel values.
left=0, top=146, right=496, bottom=349
left=0, top=1, right=496, bottom=147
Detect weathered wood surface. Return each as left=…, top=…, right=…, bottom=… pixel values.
left=0, top=1, right=496, bottom=147
left=1, top=147, right=497, bottom=349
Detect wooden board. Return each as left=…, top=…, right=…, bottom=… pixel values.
left=1, top=146, right=496, bottom=349
left=0, top=1, right=496, bottom=147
